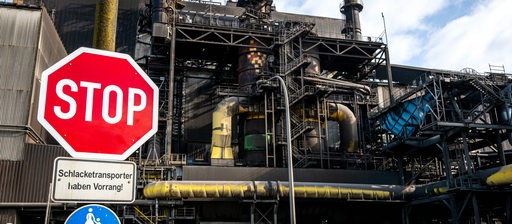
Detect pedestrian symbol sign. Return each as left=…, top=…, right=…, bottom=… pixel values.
left=65, top=204, right=120, bottom=224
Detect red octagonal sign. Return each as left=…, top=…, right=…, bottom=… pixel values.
left=38, top=47, right=158, bottom=160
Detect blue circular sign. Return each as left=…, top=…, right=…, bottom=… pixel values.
left=65, top=204, right=120, bottom=224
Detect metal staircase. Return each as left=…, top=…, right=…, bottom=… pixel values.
left=275, top=22, right=314, bottom=45
left=122, top=206, right=154, bottom=224
left=289, top=110, right=314, bottom=140
left=271, top=20, right=317, bottom=168
left=280, top=54, right=310, bottom=76
left=292, top=140, right=313, bottom=168
left=470, top=78, right=503, bottom=102
left=468, top=76, right=508, bottom=122
left=289, top=85, right=316, bottom=105
left=280, top=74, right=316, bottom=168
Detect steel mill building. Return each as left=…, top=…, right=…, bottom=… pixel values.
left=1, top=0, right=512, bottom=223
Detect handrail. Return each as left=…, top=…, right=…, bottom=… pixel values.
left=134, top=206, right=155, bottom=224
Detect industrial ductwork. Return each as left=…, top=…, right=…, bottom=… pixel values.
left=143, top=162, right=512, bottom=200
left=142, top=166, right=512, bottom=202
left=151, top=0, right=169, bottom=39
left=481, top=164, right=512, bottom=186
left=144, top=180, right=404, bottom=200
left=210, top=97, right=248, bottom=166
left=380, top=93, right=433, bottom=139
left=328, top=103, right=358, bottom=152
left=303, top=75, right=371, bottom=95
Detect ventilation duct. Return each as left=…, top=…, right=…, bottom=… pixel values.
left=328, top=103, right=358, bottom=152
left=210, top=97, right=248, bottom=166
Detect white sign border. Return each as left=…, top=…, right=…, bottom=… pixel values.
left=37, top=47, right=159, bottom=161
left=51, top=157, right=137, bottom=204
left=65, top=204, right=121, bottom=224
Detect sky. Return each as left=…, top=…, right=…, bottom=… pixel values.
left=235, top=0, right=512, bottom=73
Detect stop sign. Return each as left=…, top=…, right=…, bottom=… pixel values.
left=37, top=47, right=158, bottom=160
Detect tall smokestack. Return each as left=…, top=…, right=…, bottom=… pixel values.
left=340, top=0, right=363, bottom=40
left=151, top=0, right=169, bottom=39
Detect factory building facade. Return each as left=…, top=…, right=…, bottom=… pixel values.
left=1, top=0, right=512, bottom=223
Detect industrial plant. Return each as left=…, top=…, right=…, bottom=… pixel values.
left=2, top=0, right=512, bottom=223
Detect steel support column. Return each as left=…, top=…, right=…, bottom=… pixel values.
left=472, top=193, right=481, bottom=224
left=462, top=132, right=474, bottom=175
left=167, top=2, right=177, bottom=155
left=506, top=194, right=511, bottom=224
left=384, top=46, right=394, bottom=103
left=442, top=196, right=458, bottom=224
left=441, top=137, right=453, bottom=188
left=497, top=130, right=507, bottom=165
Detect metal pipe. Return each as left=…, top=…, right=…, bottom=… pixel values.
left=93, top=0, right=118, bottom=51
left=485, top=164, right=512, bottom=186
left=142, top=164, right=512, bottom=203
left=384, top=47, right=394, bottom=103
left=0, top=124, right=45, bottom=144
left=497, top=130, right=507, bottom=165
left=381, top=13, right=394, bottom=102
left=155, top=199, right=159, bottom=224
left=328, top=103, right=358, bottom=152
left=210, top=97, right=248, bottom=166
left=406, top=181, right=448, bottom=199
left=143, top=180, right=404, bottom=200
left=268, top=76, right=296, bottom=224
left=302, top=76, right=371, bottom=94
left=45, top=183, right=52, bottom=224
left=132, top=199, right=182, bottom=205
left=166, top=6, right=177, bottom=156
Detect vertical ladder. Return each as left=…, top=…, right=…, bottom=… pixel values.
left=265, top=91, right=276, bottom=167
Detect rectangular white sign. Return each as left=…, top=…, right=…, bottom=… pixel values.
left=52, top=157, right=136, bottom=203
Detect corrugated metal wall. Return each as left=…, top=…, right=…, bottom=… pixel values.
left=0, top=7, right=41, bottom=161
left=0, top=7, right=72, bottom=221
left=0, top=144, right=68, bottom=203
left=30, top=6, right=68, bottom=145
left=0, top=6, right=67, bottom=161
left=0, top=160, right=23, bottom=202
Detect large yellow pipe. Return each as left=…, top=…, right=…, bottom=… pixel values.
left=328, top=103, right=358, bottom=152
left=143, top=181, right=398, bottom=200
left=486, top=164, right=512, bottom=186
left=211, top=97, right=248, bottom=166
left=93, top=0, right=118, bottom=51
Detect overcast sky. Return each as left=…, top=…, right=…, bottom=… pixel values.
left=265, top=0, right=511, bottom=73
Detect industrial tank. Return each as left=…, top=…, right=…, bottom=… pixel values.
left=237, top=39, right=269, bottom=93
